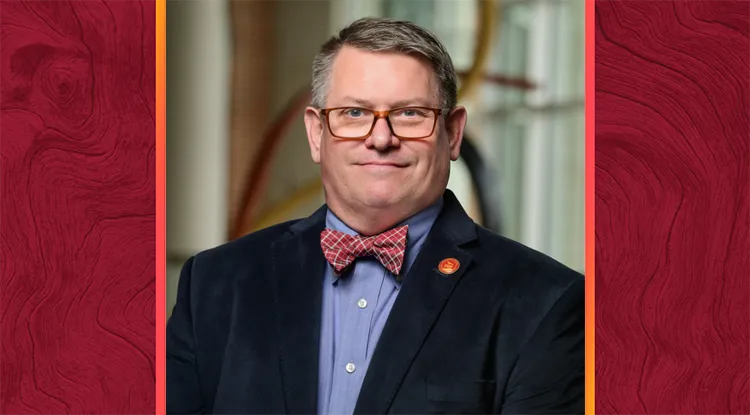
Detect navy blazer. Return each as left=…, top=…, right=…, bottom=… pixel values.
left=167, top=191, right=585, bottom=414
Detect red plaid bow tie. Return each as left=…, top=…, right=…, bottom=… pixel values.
left=320, top=225, right=409, bottom=276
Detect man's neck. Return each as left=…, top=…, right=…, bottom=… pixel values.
left=326, top=198, right=439, bottom=236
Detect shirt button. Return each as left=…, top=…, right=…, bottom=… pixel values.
left=345, top=362, right=356, bottom=373
left=357, top=298, right=367, bottom=309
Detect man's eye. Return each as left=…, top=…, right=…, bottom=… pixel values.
left=395, top=108, right=425, bottom=117
left=345, top=108, right=363, bottom=117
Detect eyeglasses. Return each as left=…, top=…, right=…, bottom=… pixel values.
left=319, top=107, right=449, bottom=140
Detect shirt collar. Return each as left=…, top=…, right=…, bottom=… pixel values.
left=325, top=197, right=443, bottom=242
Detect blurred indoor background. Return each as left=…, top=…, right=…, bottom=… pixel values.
left=166, top=0, right=584, bottom=314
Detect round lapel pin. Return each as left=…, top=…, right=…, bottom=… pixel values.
left=438, top=258, right=460, bottom=275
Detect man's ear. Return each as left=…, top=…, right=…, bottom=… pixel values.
left=304, top=107, right=323, bottom=164
left=445, top=106, right=467, bottom=161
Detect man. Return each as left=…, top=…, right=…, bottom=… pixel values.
left=167, top=17, right=584, bottom=414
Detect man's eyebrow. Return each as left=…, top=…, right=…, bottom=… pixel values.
left=389, top=99, right=435, bottom=108
left=339, top=96, right=374, bottom=107
left=338, top=96, right=437, bottom=108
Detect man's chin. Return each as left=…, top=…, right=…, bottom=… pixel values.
left=357, top=189, right=404, bottom=209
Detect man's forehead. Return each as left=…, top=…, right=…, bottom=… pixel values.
left=327, top=46, right=439, bottom=104
left=331, top=46, right=434, bottom=73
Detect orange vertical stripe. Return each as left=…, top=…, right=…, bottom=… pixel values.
left=156, top=0, right=166, bottom=413
left=585, top=0, right=595, bottom=414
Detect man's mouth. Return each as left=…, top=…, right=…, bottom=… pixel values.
left=358, top=161, right=407, bottom=168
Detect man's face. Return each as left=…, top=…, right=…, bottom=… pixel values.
left=305, top=46, right=466, bottom=221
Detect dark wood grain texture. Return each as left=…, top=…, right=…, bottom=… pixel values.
left=1, top=1, right=155, bottom=413
left=596, top=1, right=749, bottom=413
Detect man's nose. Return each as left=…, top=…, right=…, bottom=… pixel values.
left=366, top=117, right=400, bottom=150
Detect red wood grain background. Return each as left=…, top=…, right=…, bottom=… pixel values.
left=596, top=1, right=749, bottom=413
left=1, top=1, right=155, bottom=413
left=2, top=0, right=748, bottom=413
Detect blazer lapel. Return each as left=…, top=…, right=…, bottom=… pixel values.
left=354, top=191, right=478, bottom=414
left=273, top=205, right=328, bottom=414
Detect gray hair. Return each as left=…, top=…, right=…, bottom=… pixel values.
left=311, top=17, right=457, bottom=110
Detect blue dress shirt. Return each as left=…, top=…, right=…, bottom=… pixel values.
left=316, top=199, right=444, bottom=415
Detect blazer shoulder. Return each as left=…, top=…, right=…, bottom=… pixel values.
left=470, top=225, right=584, bottom=351
left=189, top=219, right=301, bottom=274
left=473, top=224, right=584, bottom=296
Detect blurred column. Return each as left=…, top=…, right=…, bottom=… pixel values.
left=229, top=1, right=275, bottom=229
left=520, top=0, right=555, bottom=254
left=259, top=0, right=330, bottom=220
left=166, top=0, right=231, bottom=314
